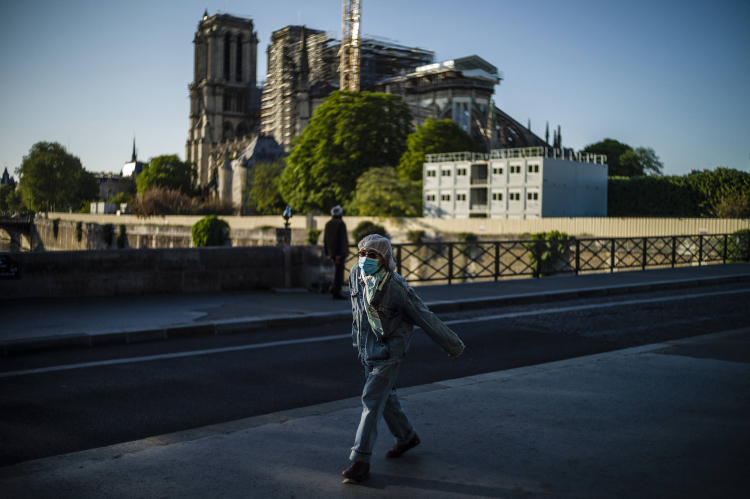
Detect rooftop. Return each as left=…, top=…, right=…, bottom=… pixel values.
left=425, top=147, right=608, bottom=165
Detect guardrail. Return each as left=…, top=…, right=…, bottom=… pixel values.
left=344, top=233, right=750, bottom=284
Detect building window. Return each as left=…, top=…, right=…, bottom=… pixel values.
left=441, top=170, right=451, bottom=177
left=236, top=34, right=243, bottom=82
left=456, top=193, right=466, bottom=201
left=492, top=193, right=503, bottom=201
left=510, top=165, right=521, bottom=174
left=223, top=33, right=231, bottom=81
left=492, top=167, right=503, bottom=175
left=426, top=194, right=436, bottom=201
left=426, top=170, right=437, bottom=177
left=441, top=194, right=451, bottom=201
left=509, top=192, right=520, bottom=201
left=457, top=168, right=467, bottom=176
left=528, top=164, right=539, bottom=173
left=527, top=192, right=539, bottom=201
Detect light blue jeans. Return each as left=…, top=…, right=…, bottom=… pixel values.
left=350, top=362, right=415, bottom=463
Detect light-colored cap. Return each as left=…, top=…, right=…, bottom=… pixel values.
left=358, top=234, right=396, bottom=271
left=331, top=205, right=343, bottom=217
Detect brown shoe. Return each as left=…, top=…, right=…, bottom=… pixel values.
left=385, top=433, right=420, bottom=458
left=342, top=461, right=370, bottom=481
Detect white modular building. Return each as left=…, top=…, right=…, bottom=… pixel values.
left=423, top=147, right=608, bottom=219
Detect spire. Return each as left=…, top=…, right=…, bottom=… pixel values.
left=203, top=9, right=209, bottom=21
left=545, top=121, right=549, bottom=144
left=131, top=137, right=137, bottom=162
left=527, top=118, right=531, bottom=131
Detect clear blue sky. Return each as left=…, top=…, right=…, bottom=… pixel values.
left=1, top=0, right=748, bottom=177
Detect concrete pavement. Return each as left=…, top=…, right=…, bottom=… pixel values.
left=2, top=328, right=747, bottom=498
left=2, top=263, right=750, bottom=355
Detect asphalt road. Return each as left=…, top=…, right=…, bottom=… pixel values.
left=1, top=282, right=748, bottom=467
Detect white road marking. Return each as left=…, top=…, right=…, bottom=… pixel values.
left=1, top=288, right=747, bottom=378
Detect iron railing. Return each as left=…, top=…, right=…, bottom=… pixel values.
left=344, top=233, right=750, bottom=284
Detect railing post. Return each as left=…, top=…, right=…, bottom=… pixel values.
left=533, top=239, right=541, bottom=278
left=642, top=238, right=648, bottom=270
left=396, top=245, right=402, bottom=275
left=448, top=243, right=453, bottom=285
left=494, top=242, right=500, bottom=281
left=575, top=240, right=580, bottom=276
left=671, top=236, right=677, bottom=268
left=723, top=234, right=728, bottom=264
left=610, top=239, right=615, bottom=273
left=698, top=235, right=703, bottom=266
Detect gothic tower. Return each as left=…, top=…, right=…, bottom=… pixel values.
left=186, top=11, right=260, bottom=187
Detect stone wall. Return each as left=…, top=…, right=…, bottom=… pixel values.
left=0, top=245, right=335, bottom=299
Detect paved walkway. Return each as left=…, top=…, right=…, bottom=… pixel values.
left=2, top=328, right=747, bottom=498
left=1, top=264, right=749, bottom=348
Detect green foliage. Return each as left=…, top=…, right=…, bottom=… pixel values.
left=347, top=167, right=422, bottom=217
left=307, top=229, right=322, bottom=245
left=110, top=192, right=134, bottom=205
left=75, top=221, right=83, bottom=243
left=132, top=187, right=193, bottom=217
left=136, top=155, right=196, bottom=194
left=721, top=229, right=750, bottom=263
left=52, top=219, right=60, bottom=239
left=582, top=139, right=634, bottom=176
left=457, top=232, right=478, bottom=242
left=16, top=142, right=99, bottom=212
left=116, top=225, right=127, bottom=249
left=352, top=221, right=388, bottom=243
left=525, top=231, right=574, bottom=276
left=246, top=159, right=287, bottom=215
left=398, top=118, right=482, bottom=182
left=191, top=215, right=230, bottom=247
left=102, top=224, right=114, bottom=247
left=406, top=230, right=426, bottom=243
left=278, top=91, right=412, bottom=213
left=80, top=203, right=91, bottom=213
left=608, top=168, right=750, bottom=217
left=6, top=189, right=22, bottom=213
left=0, top=184, right=12, bottom=213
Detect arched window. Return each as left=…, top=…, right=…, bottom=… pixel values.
left=223, top=33, right=231, bottom=81
left=236, top=35, right=243, bottom=82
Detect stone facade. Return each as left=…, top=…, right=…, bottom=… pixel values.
left=186, top=11, right=261, bottom=188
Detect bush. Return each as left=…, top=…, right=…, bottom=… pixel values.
left=80, top=203, right=91, bottom=213
left=720, top=228, right=750, bottom=263
left=116, top=224, right=127, bottom=249
left=710, top=188, right=750, bottom=218
left=102, top=223, right=114, bottom=247
left=457, top=232, right=478, bottom=242
left=406, top=230, right=426, bottom=243
left=192, top=196, right=236, bottom=216
left=307, top=229, right=322, bottom=245
left=526, top=231, right=574, bottom=276
left=132, top=187, right=193, bottom=217
left=192, top=215, right=230, bottom=247
left=352, top=221, right=388, bottom=243
left=110, top=192, right=134, bottom=205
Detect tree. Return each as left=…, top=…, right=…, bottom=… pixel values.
left=136, top=155, right=196, bottom=194
left=246, top=159, right=287, bottom=215
left=278, top=91, right=412, bottom=212
left=581, top=139, right=633, bottom=177
left=398, top=118, right=482, bottom=182
left=0, top=185, right=11, bottom=213
left=348, top=167, right=422, bottom=217
left=15, top=141, right=98, bottom=212
left=633, top=147, right=664, bottom=175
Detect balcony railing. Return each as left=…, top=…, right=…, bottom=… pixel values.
left=426, top=147, right=607, bottom=165
left=470, top=177, right=488, bottom=185
left=344, top=233, right=750, bottom=285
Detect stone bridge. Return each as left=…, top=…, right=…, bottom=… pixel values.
left=0, top=217, right=37, bottom=250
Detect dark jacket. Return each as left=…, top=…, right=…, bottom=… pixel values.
left=324, top=217, right=349, bottom=259
left=349, top=265, right=465, bottom=365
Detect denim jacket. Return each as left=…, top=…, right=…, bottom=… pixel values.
left=349, top=265, right=465, bottom=366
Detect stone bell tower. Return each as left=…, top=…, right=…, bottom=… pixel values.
left=186, top=10, right=260, bottom=188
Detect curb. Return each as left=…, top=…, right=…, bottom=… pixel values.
left=2, top=272, right=749, bottom=356
left=5, top=327, right=747, bottom=480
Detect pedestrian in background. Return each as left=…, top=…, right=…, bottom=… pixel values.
left=342, top=234, right=465, bottom=482
left=324, top=205, right=349, bottom=300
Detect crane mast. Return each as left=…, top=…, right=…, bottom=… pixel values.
left=339, top=0, right=362, bottom=91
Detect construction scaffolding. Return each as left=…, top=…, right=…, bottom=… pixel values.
left=339, top=0, right=362, bottom=91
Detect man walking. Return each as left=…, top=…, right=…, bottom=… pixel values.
left=342, top=234, right=465, bottom=482
left=324, top=205, right=349, bottom=300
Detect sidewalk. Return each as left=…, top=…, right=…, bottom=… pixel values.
left=2, top=328, right=747, bottom=498
left=1, top=263, right=749, bottom=354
